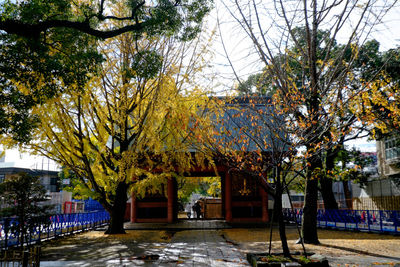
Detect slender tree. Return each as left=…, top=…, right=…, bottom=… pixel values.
left=221, top=0, right=398, bottom=244
left=206, top=96, right=309, bottom=257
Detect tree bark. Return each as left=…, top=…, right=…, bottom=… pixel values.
left=300, top=0, right=320, bottom=245
left=301, top=177, right=319, bottom=244
left=105, top=182, right=128, bottom=234
left=343, top=180, right=353, bottom=209
left=320, top=149, right=339, bottom=209
left=301, top=153, right=321, bottom=244
left=320, top=177, right=338, bottom=210
left=274, top=180, right=290, bottom=257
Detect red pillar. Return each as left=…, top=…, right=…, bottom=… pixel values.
left=260, top=187, right=269, bottom=222
left=167, top=178, right=174, bottom=223
left=225, top=171, right=232, bottom=222
left=130, top=194, right=137, bottom=223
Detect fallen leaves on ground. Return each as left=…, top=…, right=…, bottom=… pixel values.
left=220, top=227, right=400, bottom=259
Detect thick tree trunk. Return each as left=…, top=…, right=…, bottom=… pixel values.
left=343, top=180, right=353, bottom=209
left=320, top=149, right=339, bottom=209
left=105, top=182, right=128, bottom=234
left=301, top=178, right=319, bottom=244
left=301, top=155, right=321, bottom=244
left=300, top=4, right=321, bottom=245
left=320, top=178, right=338, bottom=210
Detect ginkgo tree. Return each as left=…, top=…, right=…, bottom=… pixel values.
left=15, top=7, right=218, bottom=234
left=0, top=0, right=212, bottom=143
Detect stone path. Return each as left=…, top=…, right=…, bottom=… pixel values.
left=124, top=219, right=234, bottom=230
left=41, top=229, right=249, bottom=266
left=155, top=230, right=248, bottom=266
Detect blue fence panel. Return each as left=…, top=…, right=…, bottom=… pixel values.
left=0, top=211, right=109, bottom=249
left=381, top=210, right=397, bottom=233
left=283, top=208, right=302, bottom=224
left=0, top=218, right=19, bottom=247
left=355, top=210, right=368, bottom=231
left=395, top=211, right=400, bottom=233
left=368, top=210, right=382, bottom=232
left=344, top=210, right=359, bottom=231
left=282, top=208, right=400, bottom=234
left=83, top=199, right=105, bottom=212
left=317, top=210, right=326, bottom=228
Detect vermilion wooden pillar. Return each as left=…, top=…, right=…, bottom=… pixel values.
left=225, top=171, right=232, bottom=222
left=260, top=187, right=269, bottom=222
left=167, top=178, right=174, bottom=223
left=130, top=195, right=137, bottom=223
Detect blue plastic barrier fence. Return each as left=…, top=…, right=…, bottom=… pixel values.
left=283, top=208, right=400, bottom=234
left=83, top=199, right=105, bottom=212
left=0, top=211, right=109, bottom=249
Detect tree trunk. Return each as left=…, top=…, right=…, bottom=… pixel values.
left=343, top=180, right=353, bottom=209
left=301, top=155, right=321, bottom=244
left=274, top=182, right=290, bottom=257
left=300, top=3, right=321, bottom=245
left=105, top=182, right=128, bottom=234
left=320, top=178, right=338, bottom=210
left=301, top=177, right=319, bottom=244
left=320, top=149, right=338, bottom=210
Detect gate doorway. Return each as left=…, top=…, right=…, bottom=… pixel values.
left=129, top=167, right=269, bottom=223
left=176, top=176, right=224, bottom=220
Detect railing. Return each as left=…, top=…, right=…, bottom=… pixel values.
left=283, top=208, right=400, bottom=234
left=0, top=211, right=110, bottom=249
left=0, top=246, right=40, bottom=267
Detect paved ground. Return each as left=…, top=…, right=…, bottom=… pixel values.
left=124, top=219, right=233, bottom=230
left=39, top=220, right=400, bottom=266
left=156, top=230, right=247, bottom=266
left=41, top=231, right=247, bottom=266
left=41, top=221, right=248, bottom=266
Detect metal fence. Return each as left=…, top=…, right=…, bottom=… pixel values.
left=0, top=211, right=110, bottom=249
left=283, top=208, right=400, bottom=234
left=0, top=246, right=40, bottom=267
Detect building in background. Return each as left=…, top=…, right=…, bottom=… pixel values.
left=0, top=167, right=60, bottom=192
left=376, top=136, right=400, bottom=177
left=283, top=150, right=400, bottom=211
left=0, top=148, right=59, bottom=171
left=363, top=137, right=400, bottom=210
left=324, top=145, right=400, bottom=211
left=0, top=149, right=82, bottom=214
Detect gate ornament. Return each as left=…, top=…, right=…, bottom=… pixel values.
left=239, top=179, right=251, bottom=196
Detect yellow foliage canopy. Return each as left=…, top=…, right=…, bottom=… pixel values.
left=20, top=30, right=219, bottom=210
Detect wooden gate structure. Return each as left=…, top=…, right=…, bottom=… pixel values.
left=130, top=97, right=275, bottom=224
left=129, top=166, right=269, bottom=223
